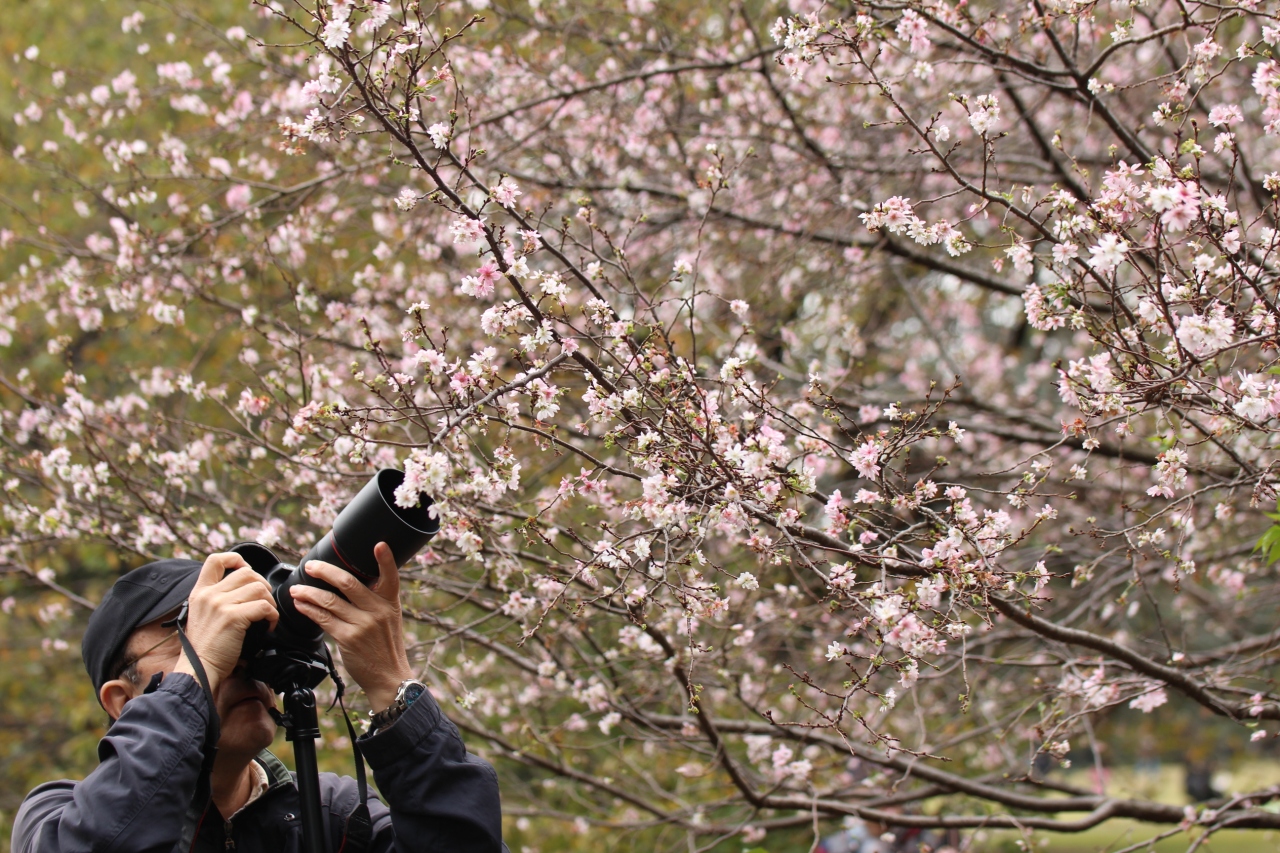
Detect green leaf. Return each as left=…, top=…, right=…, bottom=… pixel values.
left=1254, top=500, right=1280, bottom=562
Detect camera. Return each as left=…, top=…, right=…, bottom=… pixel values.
left=228, top=468, right=439, bottom=690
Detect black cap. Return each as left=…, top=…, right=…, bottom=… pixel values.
left=82, top=559, right=202, bottom=693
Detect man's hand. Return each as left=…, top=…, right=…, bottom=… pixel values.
left=173, top=552, right=279, bottom=696
left=288, top=542, right=414, bottom=713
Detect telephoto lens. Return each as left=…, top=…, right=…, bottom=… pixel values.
left=231, top=468, right=439, bottom=686
left=277, top=468, right=439, bottom=646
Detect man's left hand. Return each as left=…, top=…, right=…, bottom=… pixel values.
left=289, top=541, right=415, bottom=713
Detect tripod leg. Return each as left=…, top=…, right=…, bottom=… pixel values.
left=284, top=687, right=332, bottom=853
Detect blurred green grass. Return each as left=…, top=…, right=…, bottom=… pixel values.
left=987, top=761, right=1280, bottom=852
left=1041, top=825, right=1280, bottom=852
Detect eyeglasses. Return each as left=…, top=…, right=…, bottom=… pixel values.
left=115, top=629, right=180, bottom=676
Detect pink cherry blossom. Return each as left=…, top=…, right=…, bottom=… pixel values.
left=5, top=1, right=1280, bottom=843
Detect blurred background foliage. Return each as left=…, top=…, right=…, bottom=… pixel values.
left=0, top=0, right=273, bottom=843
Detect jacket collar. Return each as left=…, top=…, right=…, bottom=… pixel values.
left=253, top=750, right=294, bottom=792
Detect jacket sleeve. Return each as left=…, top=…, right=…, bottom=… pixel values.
left=357, top=688, right=504, bottom=853
left=11, top=674, right=212, bottom=853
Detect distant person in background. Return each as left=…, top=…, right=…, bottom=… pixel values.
left=1184, top=760, right=1222, bottom=803
left=815, top=812, right=958, bottom=853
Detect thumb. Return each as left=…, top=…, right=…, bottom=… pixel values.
left=372, top=542, right=401, bottom=603
left=195, top=552, right=248, bottom=590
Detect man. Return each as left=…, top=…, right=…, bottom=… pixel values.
left=12, top=544, right=505, bottom=852
left=815, top=815, right=958, bottom=853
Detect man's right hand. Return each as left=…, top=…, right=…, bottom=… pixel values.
left=171, top=552, right=279, bottom=696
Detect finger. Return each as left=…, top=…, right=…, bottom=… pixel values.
left=237, top=599, right=280, bottom=632
left=218, top=581, right=278, bottom=609
left=195, top=552, right=249, bottom=590
left=290, top=596, right=359, bottom=642
left=372, top=542, right=401, bottom=604
left=194, top=596, right=278, bottom=633
left=290, top=583, right=363, bottom=626
left=211, top=564, right=274, bottom=594
left=198, top=583, right=278, bottom=634
left=303, top=561, right=380, bottom=609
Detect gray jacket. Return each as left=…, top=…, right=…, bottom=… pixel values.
left=13, top=674, right=504, bottom=853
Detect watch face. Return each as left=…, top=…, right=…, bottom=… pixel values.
left=400, top=681, right=427, bottom=704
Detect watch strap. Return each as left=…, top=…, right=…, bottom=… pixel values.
left=368, top=679, right=426, bottom=731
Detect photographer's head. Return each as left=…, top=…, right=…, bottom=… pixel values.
left=83, top=557, right=277, bottom=759
left=83, top=558, right=200, bottom=707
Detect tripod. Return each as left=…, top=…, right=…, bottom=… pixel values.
left=264, top=651, right=334, bottom=853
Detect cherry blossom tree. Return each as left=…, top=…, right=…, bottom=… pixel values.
left=5, top=0, right=1280, bottom=848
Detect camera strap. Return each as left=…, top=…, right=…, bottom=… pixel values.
left=164, top=604, right=221, bottom=853
left=323, top=645, right=372, bottom=853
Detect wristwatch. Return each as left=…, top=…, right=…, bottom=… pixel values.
left=369, top=679, right=427, bottom=731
